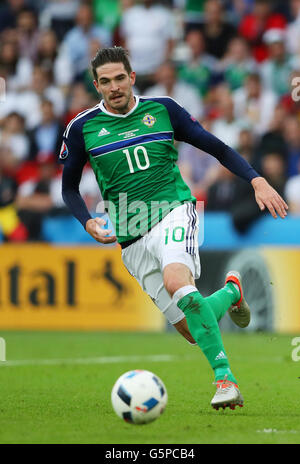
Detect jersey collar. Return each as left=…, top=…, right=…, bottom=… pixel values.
left=99, top=96, right=140, bottom=118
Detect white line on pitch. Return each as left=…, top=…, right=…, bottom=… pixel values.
left=0, top=354, right=190, bottom=367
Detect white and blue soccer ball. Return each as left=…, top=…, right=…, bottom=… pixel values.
left=111, top=369, right=168, bottom=425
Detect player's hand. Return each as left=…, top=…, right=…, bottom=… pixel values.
left=85, top=217, right=117, bottom=244
left=251, top=177, right=288, bottom=219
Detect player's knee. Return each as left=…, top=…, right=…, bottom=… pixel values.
left=163, top=263, right=194, bottom=297
left=164, top=278, right=180, bottom=298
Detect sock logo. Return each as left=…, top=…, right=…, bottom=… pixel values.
left=215, top=350, right=227, bottom=361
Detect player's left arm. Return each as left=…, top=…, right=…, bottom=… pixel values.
left=165, top=98, right=288, bottom=219
left=250, top=176, right=288, bottom=219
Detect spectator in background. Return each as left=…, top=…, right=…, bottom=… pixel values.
left=80, top=38, right=103, bottom=99
left=92, top=0, right=121, bottom=36
left=199, top=0, right=237, bottom=59
left=284, top=159, right=300, bottom=214
left=39, top=0, right=80, bottom=41
left=286, top=0, right=300, bottom=55
left=0, top=0, right=26, bottom=33
left=238, top=0, right=286, bottom=62
left=145, top=60, right=203, bottom=119
left=219, top=36, right=257, bottom=91
left=27, top=99, right=64, bottom=162
left=112, top=0, right=135, bottom=46
left=0, top=112, right=29, bottom=170
left=177, top=145, right=220, bottom=201
left=34, top=29, right=74, bottom=92
left=61, top=2, right=111, bottom=78
left=211, top=94, right=246, bottom=149
left=178, top=29, right=216, bottom=98
left=283, top=115, right=300, bottom=178
left=252, top=103, right=288, bottom=172
left=63, top=82, right=96, bottom=126
left=230, top=179, right=262, bottom=232
left=29, top=64, right=65, bottom=121
left=230, top=150, right=287, bottom=233
left=0, top=150, right=28, bottom=241
left=16, top=153, right=64, bottom=240
left=0, top=38, right=32, bottom=91
left=16, top=6, right=40, bottom=60
left=236, top=125, right=256, bottom=163
left=225, top=0, right=254, bottom=25
left=16, top=154, right=101, bottom=240
left=120, top=0, right=177, bottom=93
left=177, top=117, right=220, bottom=202
left=0, top=65, right=65, bottom=129
left=204, top=81, right=232, bottom=119
left=260, top=151, right=287, bottom=196
left=260, top=28, right=299, bottom=97
left=232, top=71, right=278, bottom=135
left=206, top=165, right=236, bottom=211
left=184, top=0, right=206, bottom=29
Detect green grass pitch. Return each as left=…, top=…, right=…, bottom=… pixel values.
left=0, top=330, right=299, bottom=444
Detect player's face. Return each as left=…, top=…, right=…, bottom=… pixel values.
left=94, top=62, right=136, bottom=114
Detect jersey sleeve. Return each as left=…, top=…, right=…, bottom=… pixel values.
left=58, top=118, right=88, bottom=167
left=160, top=97, right=260, bottom=183
left=59, top=120, right=92, bottom=228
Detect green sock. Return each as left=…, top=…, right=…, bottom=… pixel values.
left=206, top=282, right=240, bottom=322
left=175, top=288, right=238, bottom=384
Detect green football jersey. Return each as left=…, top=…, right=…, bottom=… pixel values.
left=61, top=96, right=196, bottom=244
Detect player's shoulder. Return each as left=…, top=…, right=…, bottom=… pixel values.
left=140, top=95, right=182, bottom=106
left=63, top=104, right=101, bottom=139
left=139, top=95, right=184, bottom=113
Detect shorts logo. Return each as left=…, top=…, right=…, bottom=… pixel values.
left=59, top=141, right=68, bottom=159
left=142, top=114, right=156, bottom=127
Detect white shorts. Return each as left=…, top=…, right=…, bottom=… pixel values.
left=121, top=203, right=201, bottom=325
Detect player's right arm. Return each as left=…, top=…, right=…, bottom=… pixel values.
left=85, top=217, right=117, bottom=244
left=60, top=121, right=116, bottom=244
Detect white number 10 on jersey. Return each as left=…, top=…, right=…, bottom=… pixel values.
left=123, top=146, right=150, bottom=173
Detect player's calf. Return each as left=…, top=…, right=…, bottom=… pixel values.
left=173, top=318, right=197, bottom=345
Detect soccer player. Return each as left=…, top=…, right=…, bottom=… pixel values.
left=60, top=47, right=288, bottom=410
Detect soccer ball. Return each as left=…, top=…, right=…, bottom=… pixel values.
left=111, top=369, right=168, bottom=425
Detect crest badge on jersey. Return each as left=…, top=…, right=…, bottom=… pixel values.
left=59, top=141, right=68, bottom=160
left=142, top=114, right=156, bottom=127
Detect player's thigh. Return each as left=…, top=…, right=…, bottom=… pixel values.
left=121, top=237, right=151, bottom=283
left=122, top=241, right=185, bottom=325
left=148, top=202, right=201, bottom=280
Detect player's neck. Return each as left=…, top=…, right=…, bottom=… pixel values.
left=104, top=95, right=136, bottom=115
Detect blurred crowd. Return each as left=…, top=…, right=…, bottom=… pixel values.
left=0, top=0, right=300, bottom=241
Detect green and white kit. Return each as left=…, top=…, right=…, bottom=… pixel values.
left=61, top=96, right=200, bottom=323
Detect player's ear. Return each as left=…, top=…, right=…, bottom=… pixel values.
left=93, top=79, right=100, bottom=93
left=130, top=71, right=136, bottom=86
